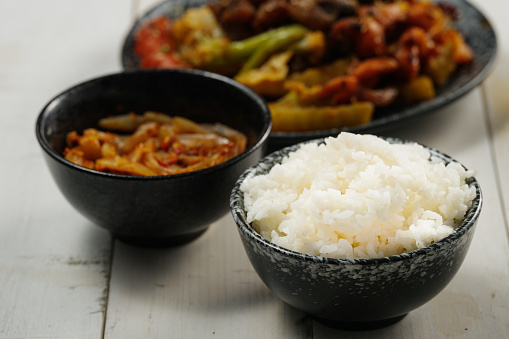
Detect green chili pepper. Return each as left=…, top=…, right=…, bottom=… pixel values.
left=206, top=24, right=309, bottom=69
left=236, top=25, right=309, bottom=75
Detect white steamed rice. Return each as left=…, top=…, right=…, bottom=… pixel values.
left=240, top=133, right=476, bottom=259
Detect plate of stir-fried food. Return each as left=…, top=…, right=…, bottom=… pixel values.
left=122, top=0, right=497, bottom=148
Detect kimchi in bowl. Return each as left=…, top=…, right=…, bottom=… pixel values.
left=36, top=69, right=271, bottom=246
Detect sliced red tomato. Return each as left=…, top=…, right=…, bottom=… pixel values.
left=134, top=16, right=187, bottom=69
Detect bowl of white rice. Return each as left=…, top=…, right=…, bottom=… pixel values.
left=230, top=132, right=482, bottom=330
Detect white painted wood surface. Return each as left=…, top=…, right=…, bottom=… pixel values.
left=1, top=0, right=508, bottom=338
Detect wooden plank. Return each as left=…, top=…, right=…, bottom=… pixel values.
left=0, top=0, right=132, bottom=337
left=475, top=0, right=509, bottom=227
left=137, top=0, right=163, bottom=19
left=104, top=214, right=312, bottom=338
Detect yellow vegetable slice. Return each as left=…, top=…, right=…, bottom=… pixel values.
left=287, top=57, right=352, bottom=87
left=424, top=41, right=456, bottom=86
left=269, top=94, right=374, bottom=132
left=397, top=75, right=436, bottom=105
left=283, top=57, right=353, bottom=105
left=235, top=51, right=294, bottom=98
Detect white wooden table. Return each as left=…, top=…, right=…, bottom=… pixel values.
left=1, top=0, right=508, bottom=338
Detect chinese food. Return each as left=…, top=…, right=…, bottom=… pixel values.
left=133, top=0, right=473, bottom=132
left=64, top=112, right=247, bottom=176
left=240, top=133, right=476, bottom=259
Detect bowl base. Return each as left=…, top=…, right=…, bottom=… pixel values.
left=313, top=313, right=408, bottom=331
left=114, top=227, right=209, bottom=247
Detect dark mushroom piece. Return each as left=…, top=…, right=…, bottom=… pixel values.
left=286, top=0, right=358, bottom=31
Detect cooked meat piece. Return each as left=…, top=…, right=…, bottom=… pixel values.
left=357, top=86, right=398, bottom=106
left=220, top=0, right=256, bottom=24
left=287, top=0, right=358, bottom=31
left=207, top=0, right=257, bottom=39
left=319, top=0, right=357, bottom=18
left=253, top=0, right=290, bottom=31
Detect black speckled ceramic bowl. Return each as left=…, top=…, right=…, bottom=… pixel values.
left=230, top=137, right=482, bottom=330
left=36, top=69, right=271, bottom=247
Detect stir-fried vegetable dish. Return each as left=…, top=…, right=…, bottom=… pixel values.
left=64, top=112, right=247, bottom=176
left=134, top=0, right=473, bottom=132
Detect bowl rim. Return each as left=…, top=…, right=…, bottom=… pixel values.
left=35, top=68, right=272, bottom=181
left=230, top=136, right=483, bottom=265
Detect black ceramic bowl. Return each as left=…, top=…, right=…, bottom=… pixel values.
left=230, top=138, right=482, bottom=330
left=36, top=69, right=271, bottom=247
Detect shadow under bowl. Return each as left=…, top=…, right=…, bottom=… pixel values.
left=230, top=138, right=482, bottom=330
left=36, top=69, right=271, bottom=247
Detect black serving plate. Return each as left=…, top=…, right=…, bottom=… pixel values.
left=122, top=0, right=497, bottom=150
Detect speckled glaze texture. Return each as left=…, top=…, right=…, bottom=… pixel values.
left=122, top=0, right=497, bottom=151
left=36, top=69, right=271, bottom=247
left=230, top=138, right=482, bottom=330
